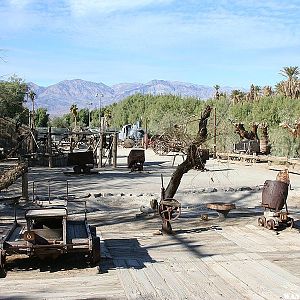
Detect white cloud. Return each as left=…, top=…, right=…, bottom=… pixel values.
left=67, top=0, right=173, bottom=16
left=8, top=0, right=34, bottom=9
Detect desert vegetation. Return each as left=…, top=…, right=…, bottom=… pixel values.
left=1, top=67, right=300, bottom=157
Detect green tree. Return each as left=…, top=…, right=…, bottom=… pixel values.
left=0, top=76, right=28, bottom=121
left=35, top=107, right=49, bottom=127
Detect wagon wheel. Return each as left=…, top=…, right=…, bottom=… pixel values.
left=89, top=225, right=96, bottom=237
left=82, top=165, right=91, bottom=174
left=266, top=219, right=275, bottom=230
left=258, top=217, right=266, bottom=227
left=0, top=250, right=7, bottom=278
left=90, top=236, right=100, bottom=266
left=73, top=165, right=81, bottom=174
left=159, top=199, right=181, bottom=222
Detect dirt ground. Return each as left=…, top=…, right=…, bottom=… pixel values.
left=0, top=148, right=300, bottom=299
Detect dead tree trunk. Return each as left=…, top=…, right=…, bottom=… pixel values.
left=0, top=163, right=28, bottom=191
left=165, top=106, right=212, bottom=199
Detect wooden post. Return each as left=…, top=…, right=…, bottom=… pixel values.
left=113, top=132, right=118, bottom=168
left=48, top=127, right=53, bottom=168
left=21, top=172, right=28, bottom=201
left=98, top=133, right=104, bottom=168
left=213, top=107, right=217, bottom=159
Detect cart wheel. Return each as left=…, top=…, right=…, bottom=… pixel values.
left=266, top=219, right=275, bottom=230
left=89, top=225, right=96, bottom=237
left=82, top=166, right=91, bottom=174
left=0, top=251, right=7, bottom=278
left=0, top=266, right=6, bottom=278
left=90, top=236, right=100, bottom=266
left=258, top=217, right=266, bottom=227
left=73, top=165, right=81, bottom=174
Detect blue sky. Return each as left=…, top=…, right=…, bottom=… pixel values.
left=0, top=0, right=299, bottom=88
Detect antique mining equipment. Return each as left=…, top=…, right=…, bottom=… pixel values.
left=258, top=179, right=294, bottom=230
left=127, top=149, right=145, bottom=171
left=159, top=175, right=181, bottom=234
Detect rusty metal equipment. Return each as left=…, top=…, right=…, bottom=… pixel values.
left=258, top=180, right=294, bottom=230
left=159, top=175, right=181, bottom=234
left=233, top=140, right=260, bottom=155
left=67, top=150, right=94, bottom=174
left=0, top=183, right=100, bottom=278
left=206, top=203, right=236, bottom=219
left=127, top=149, right=145, bottom=171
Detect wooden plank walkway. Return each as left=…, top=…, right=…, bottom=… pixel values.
left=1, top=213, right=300, bottom=299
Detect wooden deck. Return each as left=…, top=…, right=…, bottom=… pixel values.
left=1, top=210, right=299, bottom=299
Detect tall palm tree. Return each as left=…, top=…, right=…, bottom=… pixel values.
left=70, top=104, right=78, bottom=129
left=254, top=85, right=261, bottom=101
left=29, top=90, right=36, bottom=128
left=279, top=66, right=299, bottom=81
left=231, top=89, right=242, bottom=104
left=213, top=85, right=220, bottom=100
left=279, top=66, right=299, bottom=98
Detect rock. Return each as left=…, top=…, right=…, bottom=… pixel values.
left=104, top=193, right=114, bottom=197
left=236, top=186, right=253, bottom=191
left=140, top=205, right=155, bottom=214
left=204, top=187, right=218, bottom=193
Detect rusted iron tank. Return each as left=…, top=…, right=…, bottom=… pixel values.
left=261, top=180, right=288, bottom=211
left=258, top=180, right=294, bottom=230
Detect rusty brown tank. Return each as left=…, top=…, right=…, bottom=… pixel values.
left=261, top=180, right=289, bottom=211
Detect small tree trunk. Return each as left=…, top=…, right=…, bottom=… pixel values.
left=0, top=163, right=28, bottom=191
left=165, top=106, right=212, bottom=199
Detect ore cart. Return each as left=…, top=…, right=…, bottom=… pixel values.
left=233, top=140, right=260, bottom=155
left=0, top=205, right=100, bottom=278
left=127, top=149, right=145, bottom=171
left=258, top=180, right=294, bottom=230
left=67, top=150, right=94, bottom=174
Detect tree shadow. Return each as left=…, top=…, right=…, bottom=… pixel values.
left=100, top=238, right=156, bottom=273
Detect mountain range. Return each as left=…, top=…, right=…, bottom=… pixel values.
left=28, top=79, right=237, bottom=116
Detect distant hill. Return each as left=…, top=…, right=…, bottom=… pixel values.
left=28, top=79, right=237, bottom=116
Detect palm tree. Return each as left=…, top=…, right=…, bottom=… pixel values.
left=231, top=89, right=242, bottom=104
left=254, top=85, right=261, bottom=101
left=28, top=90, right=36, bottom=128
left=279, top=66, right=299, bottom=98
left=70, top=104, right=78, bottom=129
left=213, top=85, right=220, bottom=100
left=279, top=66, right=299, bottom=81
left=262, top=86, right=273, bottom=97
left=248, top=84, right=255, bottom=102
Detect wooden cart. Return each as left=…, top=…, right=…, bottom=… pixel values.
left=0, top=204, right=100, bottom=278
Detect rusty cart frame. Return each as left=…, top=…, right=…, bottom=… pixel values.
left=0, top=199, right=100, bottom=278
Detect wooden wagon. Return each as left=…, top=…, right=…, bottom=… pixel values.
left=0, top=204, right=100, bottom=278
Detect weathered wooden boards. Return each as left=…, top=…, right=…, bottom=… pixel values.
left=1, top=219, right=300, bottom=299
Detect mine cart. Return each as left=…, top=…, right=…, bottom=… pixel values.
left=0, top=204, right=100, bottom=278
left=258, top=180, right=294, bottom=230
left=233, top=140, right=260, bottom=155
left=67, top=150, right=94, bottom=174
left=127, top=149, right=145, bottom=171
